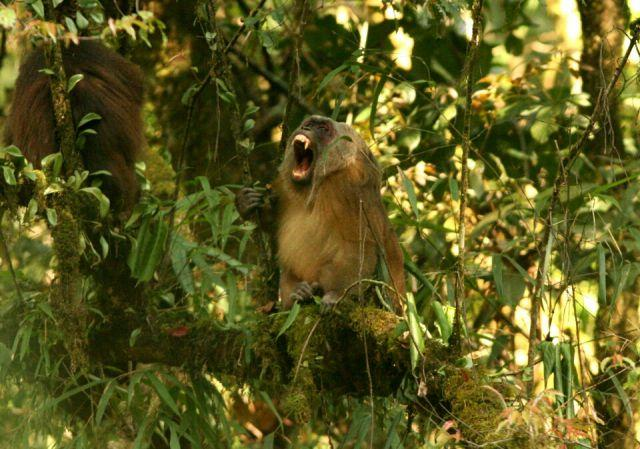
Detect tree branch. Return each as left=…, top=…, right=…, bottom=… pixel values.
left=453, top=0, right=484, bottom=352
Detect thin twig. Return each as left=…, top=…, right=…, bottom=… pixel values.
left=278, top=0, right=310, bottom=153
left=526, top=20, right=640, bottom=396
left=224, top=0, right=267, bottom=54
left=292, top=316, right=321, bottom=382
left=452, top=0, right=484, bottom=352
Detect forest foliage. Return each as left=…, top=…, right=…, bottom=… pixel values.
left=0, top=0, right=639, bottom=448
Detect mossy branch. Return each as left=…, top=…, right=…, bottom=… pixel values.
left=42, top=0, right=87, bottom=371
left=90, top=302, right=413, bottom=397
left=43, top=1, right=82, bottom=175
left=453, top=0, right=484, bottom=352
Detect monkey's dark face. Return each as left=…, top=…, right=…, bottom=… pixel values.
left=287, top=116, right=337, bottom=185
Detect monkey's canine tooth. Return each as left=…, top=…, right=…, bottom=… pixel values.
left=293, top=134, right=311, bottom=149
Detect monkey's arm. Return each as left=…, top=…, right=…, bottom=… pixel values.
left=235, top=186, right=278, bottom=233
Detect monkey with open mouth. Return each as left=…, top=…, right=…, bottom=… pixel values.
left=237, top=116, right=405, bottom=313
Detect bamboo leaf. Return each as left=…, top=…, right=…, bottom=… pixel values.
left=277, top=302, right=301, bottom=338
left=147, top=372, right=180, bottom=415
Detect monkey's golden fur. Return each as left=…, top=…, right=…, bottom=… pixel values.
left=239, top=116, right=405, bottom=312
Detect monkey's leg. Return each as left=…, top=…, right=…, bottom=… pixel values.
left=320, top=291, right=340, bottom=309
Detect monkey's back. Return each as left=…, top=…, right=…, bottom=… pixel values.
left=5, top=41, right=144, bottom=211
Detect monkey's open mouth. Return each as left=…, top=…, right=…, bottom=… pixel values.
left=291, top=134, right=314, bottom=182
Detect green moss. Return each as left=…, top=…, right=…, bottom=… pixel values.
left=48, top=192, right=88, bottom=371
left=441, top=369, right=558, bottom=448
left=349, top=305, right=398, bottom=341
left=443, top=369, right=504, bottom=443
left=281, top=386, right=312, bottom=423
left=143, top=147, right=176, bottom=198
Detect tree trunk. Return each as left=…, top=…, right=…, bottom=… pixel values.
left=577, top=0, right=628, bottom=156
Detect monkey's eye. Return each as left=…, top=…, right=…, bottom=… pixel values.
left=316, top=122, right=330, bottom=135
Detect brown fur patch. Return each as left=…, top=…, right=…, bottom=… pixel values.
left=5, top=41, right=144, bottom=212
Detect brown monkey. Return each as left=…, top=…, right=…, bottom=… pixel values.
left=237, top=116, right=405, bottom=312
left=5, top=41, right=144, bottom=212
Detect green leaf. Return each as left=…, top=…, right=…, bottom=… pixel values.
left=76, top=10, right=89, bottom=29
left=610, top=263, right=630, bottom=310
left=95, top=380, right=116, bottom=425
left=431, top=300, right=451, bottom=342
left=99, top=236, right=109, bottom=259
left=530, top=107, right=559, bottom=143
left=449, top=178, right=459, bottom=201
left=67, top=73, right=84, bottom=92
left=262, top=433, right=274, bottom=449
left=170, top=235, right=195, bottom=295
left=181, top=84, right=199, bottom=106
left=539, top=341, right=555, bottom=384
left=30, top=0, right=45, bottom=19
left=80, top=187, right=111, bottom=217
left=77, top=112, right=102, bottom=128
left=277, top=302, right=301, bottom=338
left=48, top=378, right=105, bottom=409
left=492, top=254, right=505, bottom=302
left=406, top=292, right=425, bottom=370
left=2, top=166, right=16, bottom=185
left=243, top=118, right=255, bottom=134
left=41, top=152, right=63, bottom=177
left=1, top=145, right=23, bottom=158
left=132, top=415, right=151, bottom=449
left=147, top=372, right=180, bottom=415
left=608, top=369, right=633, bottom=417
left=169, top=422, right=181, bottom=449
left=398, top=168, right=419, bottom=219
left=128, top=217, right=169, bottom=282
left=129, top=328, right=141, bottom=347
left=560, top=343, right=575, bottom=417
left=46, top=208, right=58, bottom=226
left=369, top=73, right=387, bottom=139
left=315, top=63, right=349, bottom=96
left=26, top=199, right=38, bottom=221
left=37, top=302, right=55, bottom=320
left=64, top=16, right=78, bottom=34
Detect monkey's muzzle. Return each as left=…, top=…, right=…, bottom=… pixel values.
left=291, top=133, right=314, bottom=183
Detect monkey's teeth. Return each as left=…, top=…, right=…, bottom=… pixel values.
left=293, top=134, right=311, bottom=149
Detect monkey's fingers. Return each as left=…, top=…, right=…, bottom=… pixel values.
left=289, top=281, right=315, bottom=304
left=236, top=190, right=265, bottom=217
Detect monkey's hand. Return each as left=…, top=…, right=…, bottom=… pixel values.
left=235, top=187, right=264, bottom=220
left=289, top=281, right=323, bottom=305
